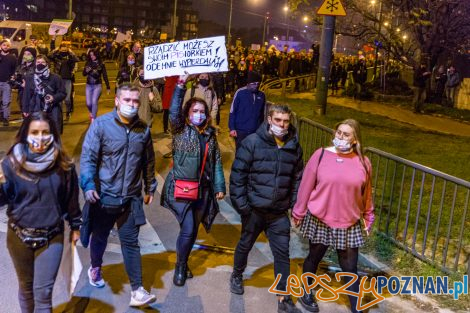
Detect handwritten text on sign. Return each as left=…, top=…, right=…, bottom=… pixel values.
left=144, top=36, right=228, bottom=79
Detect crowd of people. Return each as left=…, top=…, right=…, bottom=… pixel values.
left=1, top=30, right=462, bottom=313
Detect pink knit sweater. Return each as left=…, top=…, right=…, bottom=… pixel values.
left=292, top=148, right=375, bottom=229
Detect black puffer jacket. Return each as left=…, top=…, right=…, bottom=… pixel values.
left=230, top=122, right=303, bottom=216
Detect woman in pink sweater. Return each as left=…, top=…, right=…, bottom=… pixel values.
left=292, top=119, right=374, bottom=313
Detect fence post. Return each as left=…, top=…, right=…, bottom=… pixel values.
left=281, top=81, right=286, bottom=98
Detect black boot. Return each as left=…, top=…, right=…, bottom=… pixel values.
left=299, top=289, right=319, bottom=312
left=173, top=263, right=188, bottom=286
left=187, top=266, right=193, bottom=279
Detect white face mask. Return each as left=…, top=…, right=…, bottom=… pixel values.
left=270, top=123, right=288, bottom=138
left=27, top=134, right=53, bottom=151
left=190, top=112, right=206, bottom=126
left=119, top=103, right=138, bottom=119
left=333, top=137, right=353, bottom=152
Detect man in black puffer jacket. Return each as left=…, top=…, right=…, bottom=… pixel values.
left=229, top=104, right=303, bottom=313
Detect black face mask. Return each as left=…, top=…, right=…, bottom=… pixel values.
left=60, top=51, right=68, bottom=57
left=199, top=79, right=209, bottom=87
left=139, top=75, right=148, bottom=84
left=36, top=63, right=47, bottom=72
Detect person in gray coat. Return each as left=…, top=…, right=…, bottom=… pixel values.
left=79, top=83, right=157, bottom=307
left=134, top=67, right=162, bottom=127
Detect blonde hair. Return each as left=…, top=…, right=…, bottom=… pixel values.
left=335, top=119, right=370, bottom=177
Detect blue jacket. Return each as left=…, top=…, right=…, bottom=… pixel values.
left=80, top=110, right=157, bottom=197
left=229, top=87, right=266, bottom=133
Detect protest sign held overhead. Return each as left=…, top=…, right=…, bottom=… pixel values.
left=48, top=19, right=73, bottom=35
left=144, top=35, right=228, bottom=79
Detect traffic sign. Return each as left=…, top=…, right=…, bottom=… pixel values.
left=317, top=0, right=347, bottom=16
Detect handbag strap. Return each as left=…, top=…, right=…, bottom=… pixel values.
left=199, top=142, right=209, bottom=183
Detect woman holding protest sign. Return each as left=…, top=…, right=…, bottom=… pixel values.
left=292, top=119, right=374, bottom=313
left=160, top=73, right=226, bottom=287
left=0, top=111, right=81, bottom=313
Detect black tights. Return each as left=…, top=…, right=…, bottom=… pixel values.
left=302, top=243, right=361, bottom=313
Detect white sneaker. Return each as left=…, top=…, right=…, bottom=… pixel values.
left=88, top=266, right=105, bottom=288
left=129, top=286, right=156, bottom=307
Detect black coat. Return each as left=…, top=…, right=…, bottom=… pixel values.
left=230, top=122, right=303, bottom=216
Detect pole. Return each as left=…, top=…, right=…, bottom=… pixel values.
left=262, top=14, right=267, bottom=46
left=373, top=0, right=383, bottom=80
left=68, top=0, right=72, bottom=20
left=227, top=0, right=233, bottom=45
left=315, top=16, right=336, bottom=115
left=172, top=0, right=178, bottom=39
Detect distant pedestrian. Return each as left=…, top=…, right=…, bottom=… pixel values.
left=229, top=71, right=266, bottom=150
left=412, top=62, right=431, bottom=113
left=83, top=49, right=110, bottom=122
left=0, top=112, right=81, bottom=313
left=445, top=65, right=460, bottom=108
left=22, top=55, right=66, bottom=133
left=134, top=67, right=162, bottom=127
left=0, top=39, right=17, bottom=126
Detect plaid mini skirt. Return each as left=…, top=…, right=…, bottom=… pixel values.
left=300, top=212, right=365, bottom=250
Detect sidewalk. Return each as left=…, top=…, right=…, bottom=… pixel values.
left=282, top=91, right=470, bottom=137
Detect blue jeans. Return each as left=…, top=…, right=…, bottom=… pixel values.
left=89, top=204, right=142, bottom=290
left=85, top=84, right=102, bottom=119
left=7, top=227, right=64, bottom=313
left=0, top=81, right=12, bottom=119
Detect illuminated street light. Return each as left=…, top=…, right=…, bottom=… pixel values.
left=384, top=21, right=389, bottom=27
left=370, top=0, right=376, bottom=5
left=303, top=16, right=308, bottom=22
left=402, top=34, right=407, bottom=40
left=396, top=28, right=401, bottom=32
left=283, top=5, right=288, bottom=12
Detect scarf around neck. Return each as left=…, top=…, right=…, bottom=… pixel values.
left=12, top=143, right=58, bottom=173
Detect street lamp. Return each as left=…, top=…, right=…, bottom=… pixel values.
left=228, top=0, right=233, bottom=45
left=262, top=12, right=270, bottom=47
left=283, top=5, right=289, bottom=41
left=172, top=0, right=178, bottom=39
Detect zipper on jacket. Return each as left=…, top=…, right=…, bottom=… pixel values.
left=120, top=126, right=131, bottom=196
left=271, top=148, right=281, bottom=206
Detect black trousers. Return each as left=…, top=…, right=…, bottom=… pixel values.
left=233, top=212, right=291, bottom=292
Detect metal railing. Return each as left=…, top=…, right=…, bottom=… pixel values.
left=260, top=74, right=316, bottom=98
left=297, top=117, right=470, bottom=276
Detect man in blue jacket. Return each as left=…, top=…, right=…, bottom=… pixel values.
left=229, top=71, right=266, bottom=149
left=80, top=83, right=157, bottom=307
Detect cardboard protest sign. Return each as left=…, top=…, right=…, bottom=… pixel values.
left=48, top=19, right=73, bottom=36
left=116, top=31, right=132, bottom=43
left=144, top=35, right=228, bottom=79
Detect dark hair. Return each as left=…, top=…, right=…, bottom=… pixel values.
left=116, top=82, right=140, bottom=98
left=87, top=49, right=101, bottom=62
left=35, top=54, right=50, bottom=65
left=7, top=112, right=73, bottom=171
left=268, top=103, right=292, bottom=117
left=183, top=97, right=211, bottom=128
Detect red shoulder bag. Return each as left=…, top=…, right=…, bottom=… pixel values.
left=174, top=143, right=209, bottom=201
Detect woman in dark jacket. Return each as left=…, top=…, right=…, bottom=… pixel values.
left=13, top=47, right=36, bottom=116
left=161, top=74, right=226, bottom=287
left=22, top=55, right=66, bottom=134
left=116, top=52, right=137, bottom=88
left=0, top=112, right=81, bottom=313
left=83, top=49, right=110, bottom=122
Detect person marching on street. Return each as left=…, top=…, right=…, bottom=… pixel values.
left=292, top=119, right=374, bottom=313
left=230, top=104, right=303, bottom=313
left=161, top=73, right=226, bottom=287
left=80, top=83, right=157, bottom=307
left=0, top=112, right=81, bottom=313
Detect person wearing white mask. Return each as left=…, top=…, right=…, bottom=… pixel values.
left=0, top=112, right=81, bottom=313
left=229, top=104, right=304, bottom=313
left=292, top=119, right=374, bottom=313
left=161, top=74, right=226, bottom=287
left=79, top=83, right=157, bottom=307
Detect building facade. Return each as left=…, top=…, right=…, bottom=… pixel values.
left=2, top=0, right=198, bottom=40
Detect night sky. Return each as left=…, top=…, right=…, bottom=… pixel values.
left=193, top=0, right=310, bottom=29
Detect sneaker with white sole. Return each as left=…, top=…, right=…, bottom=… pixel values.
left=129, top=286, right=156, bottom=307
left=88, top=266, right=105, bottom=288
